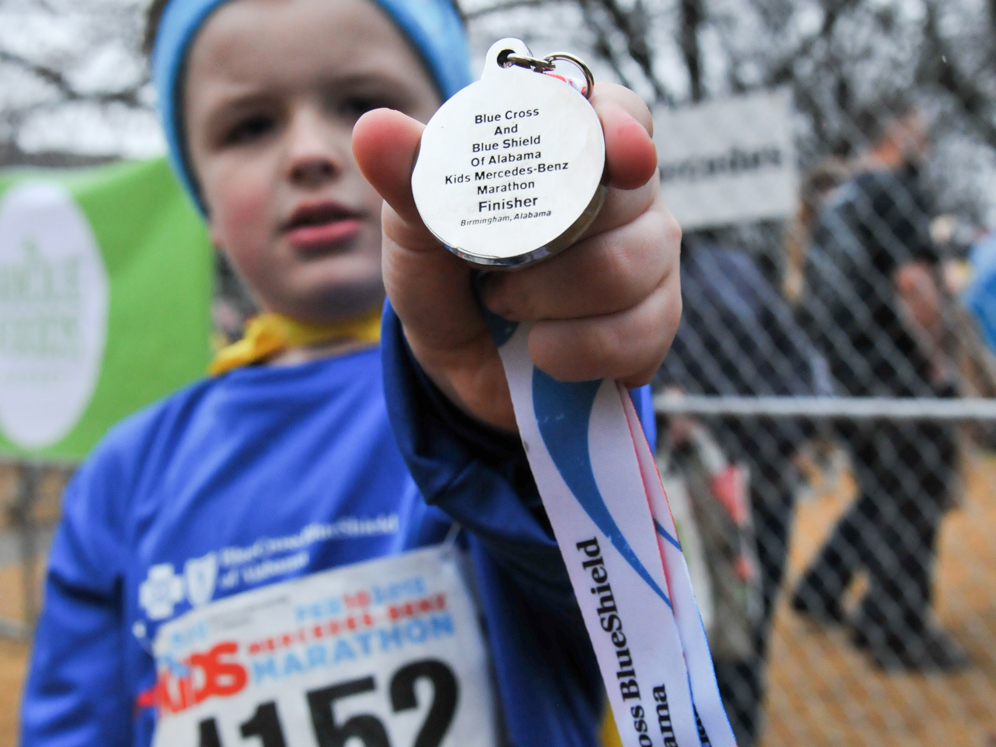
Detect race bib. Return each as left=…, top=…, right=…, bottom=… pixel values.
left=150, top=545, right=499, bottom=747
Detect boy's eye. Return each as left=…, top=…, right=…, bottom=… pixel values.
left=224, top=115, right=275, bottom=145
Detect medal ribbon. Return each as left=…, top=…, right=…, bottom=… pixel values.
left=486, top=316, right=736, bottom=747
left=208, top=309, right=382, bottom=375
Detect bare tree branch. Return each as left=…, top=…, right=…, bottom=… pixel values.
left=463, top=0, right=564, bottom=21
left=0, top=49, right=147, bottom=109
left=761, top=0, right=858, bottom=87
left=919, top=0, right=996, bottom=149
left=679, top=0, right=704, bottom=102
left=590, top=26, right=638, bottom=93
left=577, top=0, right=671, bottom=104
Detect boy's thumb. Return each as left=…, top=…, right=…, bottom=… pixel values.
left=353, top=109, right=425, bottom=225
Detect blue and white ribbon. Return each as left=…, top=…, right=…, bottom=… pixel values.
left=492, top=315, right=737, bottom=747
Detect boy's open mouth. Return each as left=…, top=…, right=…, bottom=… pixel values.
left=283, top=200, right=364, bottom=250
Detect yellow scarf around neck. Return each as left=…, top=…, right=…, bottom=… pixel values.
left=209, top=308, right=382, bottom=376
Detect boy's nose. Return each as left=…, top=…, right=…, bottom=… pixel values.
left=290, top=156, right=337, bottom=187
left=284, top=109, right=346, bottom=188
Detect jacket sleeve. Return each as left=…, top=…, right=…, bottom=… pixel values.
left=379, top=300, right=655, bottom=610
left=21, top=453, right=131, bottom=747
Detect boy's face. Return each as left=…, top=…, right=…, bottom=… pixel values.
left=184, top=0, right=442, bottom=320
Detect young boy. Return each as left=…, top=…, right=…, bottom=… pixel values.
left=20, top=0, right=681, bottom=744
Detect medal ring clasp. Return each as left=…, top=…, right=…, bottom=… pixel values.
left=499, top=49, right=556, bottom=73
left=543, top=53, right=596, bottom=99
left=497, top=49, right=595, bottom=100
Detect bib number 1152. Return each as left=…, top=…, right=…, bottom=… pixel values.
left=197, top=659, right=457, bottom=747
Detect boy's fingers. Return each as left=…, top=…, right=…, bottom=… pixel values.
left=481, top=196, right=677, bottom=321
left=526, top=267, right=682, bottom=386
left=382, top=205, right=484, bottom=349
left=591, top=83, right=654, bottom=135
left=591, top=84, right=658, bottom=190
left=353, top=108, right=425, bottom=226
left=580, top=175, right=662, bottom=240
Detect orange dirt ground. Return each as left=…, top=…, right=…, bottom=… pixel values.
left=0, top=454, right=993, bottom=746
left=0, top=562, right=34, bottom=747
left=764, top=448, right=996, bottom=747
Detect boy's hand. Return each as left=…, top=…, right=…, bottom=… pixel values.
left=353, top=83, right=681, bottom=432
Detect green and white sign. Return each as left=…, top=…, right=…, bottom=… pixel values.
left=0, top=157, right=212, bottom=461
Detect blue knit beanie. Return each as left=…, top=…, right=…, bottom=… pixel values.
left=151, top=0, right=472, bottom=212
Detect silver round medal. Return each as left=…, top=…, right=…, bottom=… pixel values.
left=412, top=39, right=606, bottom=268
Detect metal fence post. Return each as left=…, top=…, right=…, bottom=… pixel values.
left=15, top=461, right=41, bottom=635
left=0, top=460, right=42, bottom=640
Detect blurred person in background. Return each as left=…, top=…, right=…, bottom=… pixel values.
left=784, top=159, right=852, bottom=498
left=791, top=94, right=968, bottom=671
left=783, top=158, right=851, bottom=306
left=657, top=235, right=830, bottom=746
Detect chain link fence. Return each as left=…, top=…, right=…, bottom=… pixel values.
left=651, top=92, right=996, bottom=743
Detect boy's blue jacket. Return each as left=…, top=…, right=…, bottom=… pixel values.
left=21, top=304, right=655, bottom=747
